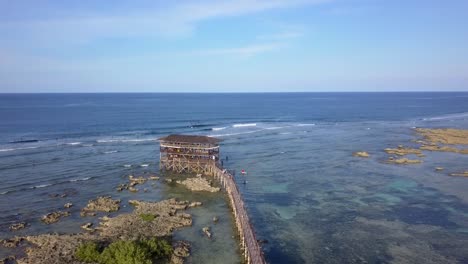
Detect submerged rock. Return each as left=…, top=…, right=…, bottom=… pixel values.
left=353, top=151, right=370, bottom=158
left=41, top=211, right=70, bottom=224
left=435, top=167, right=444, bottom=171
left=81, top=196, right=120, bottom=217
left=171, top=240, right=190, bottom=264
left=387, top=158, right=423, bottom=165
left=63, top=203, right=73, bottom=209
left=213, top=216, right=219, bottom=223
left=384, top=147, right=422, bottom=156
left=9, top=222, right=27, bottom=231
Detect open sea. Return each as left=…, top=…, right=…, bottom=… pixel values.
left=1, top=92, right=468, bottom=263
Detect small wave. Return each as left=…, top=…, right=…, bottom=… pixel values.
left=0, top=146, right=38, bottom=152
left=233, top=123, right=257, bottom=128
left=69, top=177, right=91, bottom=182
left=211, top=129, right=264, bottom=137
left=67, top=142, right=81, bottom=146
left=212, top=127, right=227, bottom=131
left=141, top=164, right=149, bottom=167
left=279, top=132, right=292, bottom=135
left=422, top=112, right=468, bottom=121
left=0, top=191, right=10, bottom=195
left=97, top=138, right=156, bottom=143
left=296, top=123, right=316, bottom=127
left=104, top=150, right=118, bottom=154
left=265, top=126, right=288, bottom=130
left=124, top=164, right=132, bottom=168
left=32, top=184, right=52, bottom=189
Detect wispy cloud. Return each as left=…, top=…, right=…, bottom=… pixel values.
left=194, top=42, right=284, bottom=57
left=0, top=0, right=329, bottom=47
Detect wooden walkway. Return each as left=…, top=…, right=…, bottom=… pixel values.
left=211, top=164, right=266, bottom=264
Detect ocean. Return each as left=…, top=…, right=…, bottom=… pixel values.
left=1, top=92, right=468, bottom=263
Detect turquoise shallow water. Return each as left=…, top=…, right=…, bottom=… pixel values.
left=1, top=93, right=468, bottom=263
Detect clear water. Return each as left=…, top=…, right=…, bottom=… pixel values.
left=1, top=93, right=468, bottom=263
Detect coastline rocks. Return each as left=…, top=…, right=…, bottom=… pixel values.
left=149, top=175, right=160, bottom=180
left=1, top=237, right=24, bottom=248
left=165, top=178, right=173, bottom=183
left=449, top=171, right=468, bottom=177
left=129, top=175, right=147, bottom=186
left=177, top=177, right=220, bottom=192
left=387, top=158, right=422, bottom=165
left=80, top=196, right=120, bottom=216
left=17, top=233, right=94, bottom=264
left=41, top=211, right=70, bottom=224
left=9, top=222, right=27, bottom=231
left=202, top=227, right=212, bottom=238
left=353, top=151, right=370, bottom=158
left=128, top=187, right=138, bottom=192
left=1, top=256, right=16, bottom=264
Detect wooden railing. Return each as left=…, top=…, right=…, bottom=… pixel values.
left=211, top=163, right=266, bottom=264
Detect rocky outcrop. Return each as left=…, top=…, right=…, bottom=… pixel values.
left=9, top=222, right=27, bottom=231
left=98, top=199, right=193, bottom=240
left=41, top=211, right=70, bottom=224
left=80, top=223, right=94, bottom=232
left=202, top=227, right=212, bottom=238
left=171, top=241, right=190, bottom=264
left=64, top=203, right=73, bottom=209
left=419, top=145, right=468, bottom=154
left=353, top=151, right=370, bottom=158
left=176, top=176, right=220, bottom=192
left=80, top=196, right=120, bottom=216
left=1, top=237, right=24, bottom=248
left=14, top=199, right=194, bottom=264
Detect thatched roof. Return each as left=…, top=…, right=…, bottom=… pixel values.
left=159, top=134, right=221, bottom=144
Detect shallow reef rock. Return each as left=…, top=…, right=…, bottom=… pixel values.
left=419, top=144, right=468, bottom=154
left=384, top=147, right=422, bottom=156
left=202, top=227, right=212, bottom=238
left=80, top=196, right=120, bottom=216
left=12, top=199, right=194, bottom=264
left=41, top=211, right=70, bottom=224
left=176, top=176, right=220, bottom=192
left=415, top=128, right=468, bottom=145
left=449, top=171, right=468, bottom=177
left=387, top=157, right=422, bottom=165
left=353, top=151, right=370, bottom=158
left=9, top=222, right=27, bottom=231
left=99, top=199, right=193, bottom=240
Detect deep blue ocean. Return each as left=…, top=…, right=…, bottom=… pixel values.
left=1, top=93, right=468, bottom=263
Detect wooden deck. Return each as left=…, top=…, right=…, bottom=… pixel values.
left=211, top=163, right=266, bottom=264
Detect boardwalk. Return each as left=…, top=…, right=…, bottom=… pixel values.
left=211, top=164, right=266, bottom=264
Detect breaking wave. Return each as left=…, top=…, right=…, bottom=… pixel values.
left=233, top=123, right=257, bottom=128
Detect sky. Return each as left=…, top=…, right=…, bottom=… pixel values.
left=0, top=0, right=467, bottom=93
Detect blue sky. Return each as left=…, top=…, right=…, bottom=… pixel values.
left=0, top=0, right=467, bottom=92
